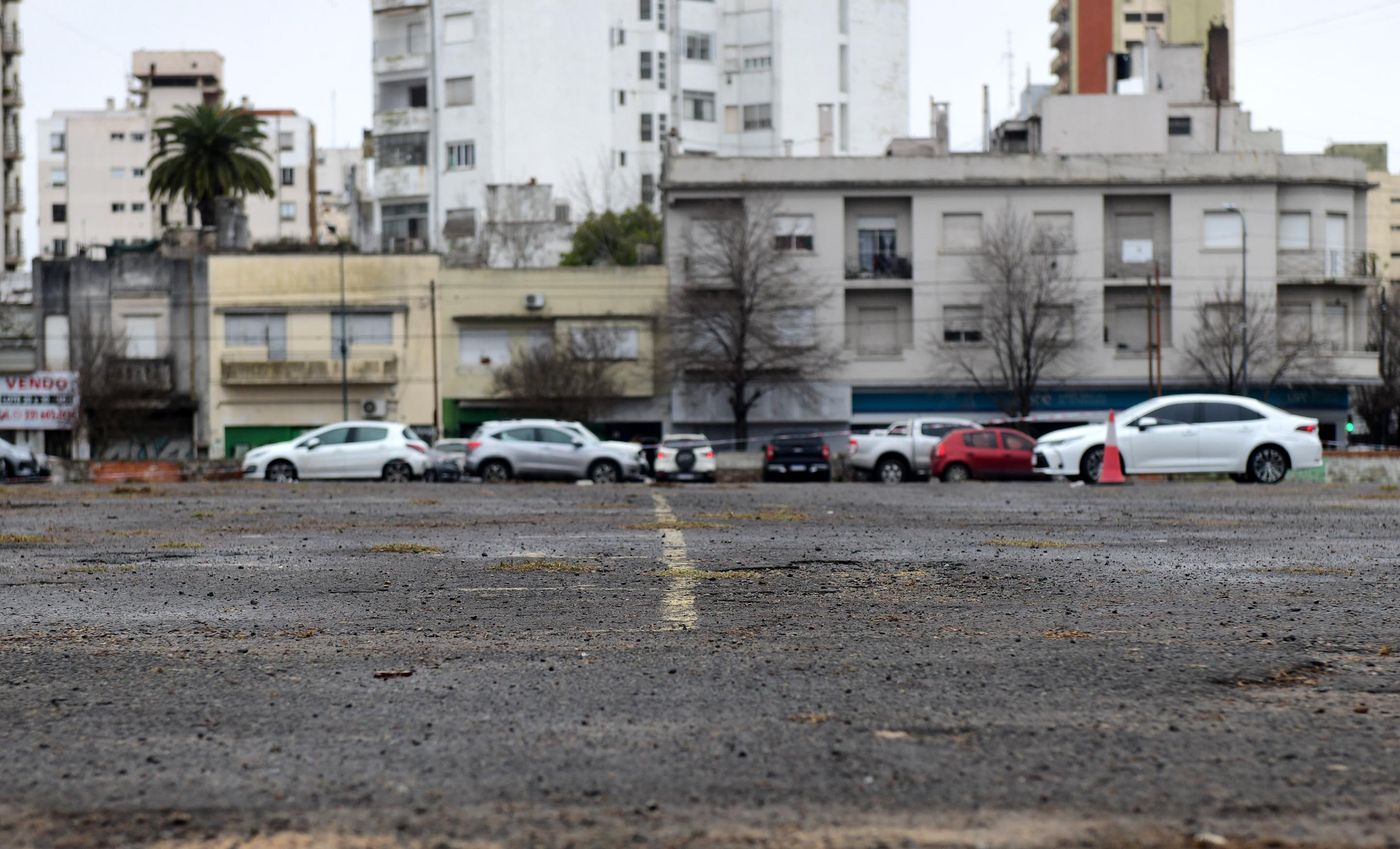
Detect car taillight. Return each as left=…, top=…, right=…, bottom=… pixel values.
left=765, top=444, right=774, bottom=461
left=1296, top=423, right=1317, bottom=433
left=849, top=437, right=858, bottom=452
left=935, top=442, right=947, bottom=457
left=466, top=440, right=482, bottom=452
left=703, top=448, right=714, bottom=459
left=656, top=449, right=670, bottom=459
left=407, top=443, right=426, bottom=454
left=821, top=444, right=830, bottom=460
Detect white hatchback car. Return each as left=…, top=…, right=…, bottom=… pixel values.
left=242, top=421, right=430, bottom=482
left=653, top=434, right=717, bottom=482
left=1033, top=394, right=1322, bottom=485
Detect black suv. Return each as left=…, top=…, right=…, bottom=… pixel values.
left=762, top=433, right=832, bottom=482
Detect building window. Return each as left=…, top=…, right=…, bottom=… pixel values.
left=110, top=131, right=125, bottom=141
left=123, top=315, right=160, bottom=358
left=618, top=151, right=627, bottom=167
left=50, top=168, right=66, bottom=187
left=1032, top=211, right=1074, bottom=247
left=111, top=166, right=126, bottom=179
left=443, top=208, right=477, bottom=240
left=132, top=166, right=145, bottom=177
left=1279, top=212, right=1310, bottom=250
left=685, top=32, right=713, bottom=61
left=445, top=76, right=475, bottom=107
left=52, top=203, right=67, bottom=223
left=332, top=312, right=393, bottom=355
left=279, top=202, right=296, bottom=221
left=942, top=213, right=984, bottom=252
left=742, top=103, right=772, bottom=130
left=132, top=132, right=146, bottom=142
left=280, top=167, right=295, bottom=186
left=639, top=0, right=651, bottom=20
left=683, top=90, right=715, bottom=122
left=640, top=113, right=654, bottom=142
left=743, top=54, right=771, bottom=70
left=459, top=328, right=513, bottom=367
left=1203, top=211, right=1243, bottom=249
left=111, top=202, right=126, bottom=213
left=943, top=306, right=984, bottom=344
left=1125, top=11, right=1143, bottom=22
left=132, top=202, right=146, bottom=213
left=377, top=132, right=429, bottom=167
left=446, top=141, right=476, bottom=170
left=773, top=214, right=814, bottom=251
left=278, top=131, right=294, bottom=152
left=52, top=239, right=67, bottom=258
left=657, top=0, right=666, bottom=29
left=225, top=313, right=287, bottom=354
left=839, top=45, right=849, bottom=93
left=659, top=113, right=667, bottom=136
left=618, top=90, right=626, bottom=106
left=554, top=202, right=571, bottom=224
left=381, top=202, right=429, bottom=251
left=443, top=12, right=475, bottom=43
left=1168, top=116, right=1191, bottom=136
left=571, top=326, right=640, bottom=360
left=640, top=51, right=653, bottom=80
left=641, top=174, right=655, bottom=205
left=658, top=52, right=667, bottom=89
left=1146, top=12, right=1165, bottom=22
left=407, top=83, right=428, bottom=108
left=50, top=132, right=65, bottom=152
left=839, top=0, right=849, bottom=33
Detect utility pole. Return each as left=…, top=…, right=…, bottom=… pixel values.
left=1154, top=260, right=1164, bottom=396
left=328, top=224, right=349, bottom=421
left=1146, top=274, right=1155, bottom=395
left=1382, top=286, right=1390, bottom=446
left=430, top=278, right=441, bottom=439
left=1223, top=204, right=1247, bottom=394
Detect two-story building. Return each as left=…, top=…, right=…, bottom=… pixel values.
left=663, top=151, right=1377, bottom=443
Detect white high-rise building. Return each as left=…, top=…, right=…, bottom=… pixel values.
left=369, top=0, right=909, bottom=259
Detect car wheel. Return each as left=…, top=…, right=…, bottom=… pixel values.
left=382, top=460, right=414, bottom=483
left=265, top=460, right=297, bottom=483
left=479, top=460, right=511, bottom=483
left=588, top=460, right=621, bottom=485
left=423, top=469, right=438, bottom=483
left=1247, top=445, right=1289, bottom=485
left=941, top=463, right=972, bottom=483
left=0, top=459, right=10, bottom=480
left=1229, top=473, right=1252, bottom=484
left=1079, top=446, right=1105, bottom=485
left=875, top=456, right=908, bottom=484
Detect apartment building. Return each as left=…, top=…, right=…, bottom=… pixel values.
left=1051, top=0, right=1232, bottom=94
left=1326, top=143, right=1399, bottom=284
left=369, top=0, right=908, bottom=259
left=663, top=149, right=1375, bottom=444
left=2, top=0, right=21, bottom=270
left=315, top=144, right=374, bottom=247
left=36, top=52, right=320, bottom=258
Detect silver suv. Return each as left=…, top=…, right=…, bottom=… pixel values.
left=461, top=420, right=646, bottom=484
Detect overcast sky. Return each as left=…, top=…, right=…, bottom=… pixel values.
left=19, top=0, right=1400, bottom=267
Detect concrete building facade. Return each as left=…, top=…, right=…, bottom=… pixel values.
left=36, top=52, right=321, bottom=259
left=1051, top=0, right=1232, bottom=95
left=369, top=0, right=908, bottom=259
left=1326, top=143, right=1399, bottom=284
left=663, top=151, right=1376, bottom=444
left=3, top=0, right=21, bottom=270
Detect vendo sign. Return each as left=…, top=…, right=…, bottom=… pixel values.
left=0, top=371, right=80, bottom=430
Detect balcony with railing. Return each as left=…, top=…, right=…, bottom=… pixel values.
left=845, top=253, right=912, bottom=280
left=373, top=107, right=431, bottom=136
left=373, top=36, right=429, bottom=75
left=220, top=351, right=399, bottom=386
left=2, top=25, right=20, bottom=56
left=1276, top=249, right=1378, bottom=284
left=4, top=230, right=21, bottom=265
left=113, top=357, right=174, bottom=394
left=372, top=0, right=429, bottom=11
left=2, top=132, right=19, bottom=160
left=4, top=179, right=19, bottom=212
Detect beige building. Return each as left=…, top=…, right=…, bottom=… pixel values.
left=437, top=267, right=668, bottom=439
left=1052, top=0, right=1232, bottom=95
left=1326, top=143, right=1399, bottom=284
left=3, top=0, right=21, bottom=269
left=207, top=254, right=439, bottom=457
left=37, top=52, right=320, bottom=258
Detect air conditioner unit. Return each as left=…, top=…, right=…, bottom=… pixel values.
left=524, top=293, right=546, bottom=310
left=361, top=397, right=387, bottom=419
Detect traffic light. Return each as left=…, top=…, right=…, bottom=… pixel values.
left=1345, top=415, right=1355, bottom=435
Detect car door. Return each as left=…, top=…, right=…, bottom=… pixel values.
left=962, top=430, right=1001, bottom=477
left=346, top=425, right=391, bottom=477
left=1121, top=402, right=1199, bottom=472
left=494, top=426, right=543, bottom=476
left=535, top=426, right=585, bottom=477
left=296, top=426, right=353, bottom=478
left=999, top=431, right=1037, bottom=479
left=1196, top=402, right=1264, bottom=470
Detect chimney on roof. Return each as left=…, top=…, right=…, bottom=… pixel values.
left=105, top=97, right=115, bottom=111
left=817, top=104, right=834, bottom=157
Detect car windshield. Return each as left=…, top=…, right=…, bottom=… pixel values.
left=663, top=437, right=709, bottom=449
left=563, top=423, right=601, bottom=443
left=436, top=443, right=467, bottom=453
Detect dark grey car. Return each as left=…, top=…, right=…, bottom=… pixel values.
left=460, top=420, right=646, bottom=483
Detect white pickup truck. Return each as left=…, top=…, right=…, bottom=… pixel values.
left=848, top=417, right=982, bottom=483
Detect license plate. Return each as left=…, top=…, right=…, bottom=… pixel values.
left=790, top=464, right=806, bottom=472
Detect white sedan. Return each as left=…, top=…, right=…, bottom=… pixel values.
left=242, top=421, right=431, bottom=482
left=1033, top=394, right=1323, bottom=485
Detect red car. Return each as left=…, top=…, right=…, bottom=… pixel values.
left=931, top=427, right=1039, bottom=482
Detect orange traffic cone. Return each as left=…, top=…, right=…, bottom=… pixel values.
left=1099, top=410, right=1126, bottom=485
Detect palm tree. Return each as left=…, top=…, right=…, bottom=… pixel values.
left=147, top=104, right=275, bottom=229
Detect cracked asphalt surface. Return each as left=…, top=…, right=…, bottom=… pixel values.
left=1, top=479, right=1398, bottom=848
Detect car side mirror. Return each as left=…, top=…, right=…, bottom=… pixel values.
left=572, top=439, right=584, bottom=448
left=304, top=438, right=322, bottom=450
left=1136, top=417, right=1158, bottom=430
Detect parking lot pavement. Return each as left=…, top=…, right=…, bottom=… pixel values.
left=1, top=479, right=1398, bottom=848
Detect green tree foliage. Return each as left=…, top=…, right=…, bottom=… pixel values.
left=147, top=104, right=275, bottom=228
left=560, top=205, right=663, bottom=267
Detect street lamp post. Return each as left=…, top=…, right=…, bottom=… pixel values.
left=1223, top=203, right=1247, bottom=394
left=328, top=224, right=349, bottom=421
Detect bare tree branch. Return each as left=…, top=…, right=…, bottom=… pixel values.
left=936, top=210, right=1083, bottom=417
left=1183, top=281, right=1329, bottom=395
left=669, top=196, right=843, bottom=448
left=1352, top=283, right=1397, bottom=444
left=483, top=183, right=560, bottom=269
left=491, top=325, right=629, bottom=423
